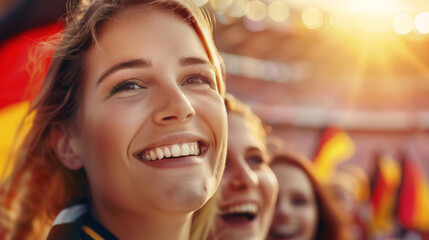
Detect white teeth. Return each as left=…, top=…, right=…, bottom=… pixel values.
left=221, top=203, right=258, bottom=215
left=156, top=148, right=164, bottom=160
left=271, top=222, right=299, bottom=236
left=189, top=144, right=195, bottom=155
left=171, top=144, right=181, bottom=157
left=196, top=144, right=200, bottom=155
left=181, top=144, right=190, bottom=156
left=139, top=142, right=200, bottom=161
left=150, top=150, right=157, bottom=161
left=163, top=147, right=171, bottom=158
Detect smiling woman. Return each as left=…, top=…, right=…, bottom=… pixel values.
left=0, top=1, right=227, bottom=240
left=208, top=94, right=278, bottom=240
left=268, top=151, right=351, bottom=240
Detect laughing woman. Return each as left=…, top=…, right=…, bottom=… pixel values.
left=267, top=152, right=350, bottom=240
left=0, top=0, right=227, bottom=239
left=208, top=94, right=279, bottom=240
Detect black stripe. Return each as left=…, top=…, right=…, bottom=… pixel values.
left=80, top=230, right=95, bottom=240
left=85, top=217, right=119, bottom=240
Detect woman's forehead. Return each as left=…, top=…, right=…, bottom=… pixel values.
left=84, top=2, right=222, bottom=94
left=84, top=8, right=209, bottom=77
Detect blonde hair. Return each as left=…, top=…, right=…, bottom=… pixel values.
left=224, top=93, right=266, bottom=144
left=0, top=1, right=224, bottom=239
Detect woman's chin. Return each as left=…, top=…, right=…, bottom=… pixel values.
left=158, top=183, right=213, bottom=212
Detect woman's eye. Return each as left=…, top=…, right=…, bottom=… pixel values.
left=247, top=156, right=264, bottom=166
left=111, top=80, right=143, bottom=94
left=292, top=196, right=309, bottom=206
left=183, top=75, right=213, bottom=87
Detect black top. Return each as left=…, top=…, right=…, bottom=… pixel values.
left=47, top=198, right=119, bottom=240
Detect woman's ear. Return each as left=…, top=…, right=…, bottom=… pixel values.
left=50, top=124, right=83, bottom=170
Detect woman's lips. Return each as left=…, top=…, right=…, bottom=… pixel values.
left=269, top=223, right=301, bottom=239
left=136, top=142, right=201, bottom=161
left=219, top=202, right=259, bottom=225
left=134, top=137, right=209, bottom=168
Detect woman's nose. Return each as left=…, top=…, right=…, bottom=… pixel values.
left=229, top=159, right=259, bottom=190
left=153, top=85, right=195, bottom=125
left=275, top=197, right=293, bottom=222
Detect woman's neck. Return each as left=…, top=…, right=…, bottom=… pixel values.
left=92, top=202, right=194, bottom=240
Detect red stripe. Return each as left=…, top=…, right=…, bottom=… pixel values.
left=371, top=166, right=388, bottom=215
left=398, top=158, right=417, bottom=228
left=0, top=22, right=63, bottom=109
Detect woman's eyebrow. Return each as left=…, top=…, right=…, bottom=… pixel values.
left=97, top=58, right=152, bottom=85
left=180, top=56, right=214, bottom=69
left=246, top=146, right=262, bottom=153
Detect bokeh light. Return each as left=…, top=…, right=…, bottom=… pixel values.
left=302, top=7, right=324, bottom=30
left=415, top=12, right=429, bottom=34
left=246, top=0, right=267, bottom=22
left=332, top=13, right=354, bottom=31
left=354, top=15, right=391, bottom=32
left=393, top=13, right=414, bottom=35
left=347, top=0, right=404, bottom=15
left=209, top=0, right=233, bottom=11
left=227, top=0, right=248, bottom=18
left=268, top=1, right=290, bottom=23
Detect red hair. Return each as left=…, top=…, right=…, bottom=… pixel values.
left=270, top=151, right=351, bottom=240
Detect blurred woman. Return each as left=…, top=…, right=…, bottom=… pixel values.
left=268, top=151, right=350, bottom=240
left=328, top=166, right=371, bottom=240
left=208, top=94, right=278, bottom=240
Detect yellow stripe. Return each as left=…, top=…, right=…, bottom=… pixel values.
left=414, top=175, right=429, bottom=230
left=370, top=155, right=401, bottom=233
left=82, top=225, right=105, bottom=240
left=314, top=132, right=355, bottom=181
left=379, top=155, right=401, bottom=186
left=0, top=101, right=33, bottom=180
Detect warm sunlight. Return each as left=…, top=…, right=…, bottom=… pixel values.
left=346, top=0, right=405, bottom=15
left=415, top=12, right=429, bottom=34
left=393, top=13, right=414, bottom=34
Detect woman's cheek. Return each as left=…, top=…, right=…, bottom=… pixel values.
left=81, top=101, right=141, bottom=158
left=260, top=166, right=279, bottom=200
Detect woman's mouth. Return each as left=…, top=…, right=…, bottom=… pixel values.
left=268, top=224, right=301, bottom=239
left=135, top=141, right=204, bottom=161
left=219, top=203, right=259, bottom=224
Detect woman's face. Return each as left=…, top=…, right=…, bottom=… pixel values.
left=211, top=113, right=278, bottom=240
left=268, top=164, right=318, bottom=240
left=71, top=6, right=227, bottom=219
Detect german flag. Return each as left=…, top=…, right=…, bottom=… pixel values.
left=312, top=126, right=356, bottom=181
left=370, top=153, right=401, bottom=234
left=397, top=154, right=429, bottom=232
left=0, top=23, right=62, bottom=180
